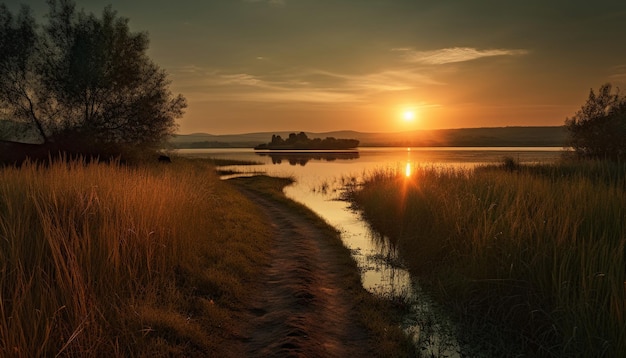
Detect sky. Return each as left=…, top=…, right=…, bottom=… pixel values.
left=5, top=0, right=626, bottom=134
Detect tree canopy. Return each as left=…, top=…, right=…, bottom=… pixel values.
left=0, top=0, right=185, bottom=156
left=565, top=83, right=626, bottom=160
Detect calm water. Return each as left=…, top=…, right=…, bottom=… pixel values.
left=178, top=146, right=564, bottom=355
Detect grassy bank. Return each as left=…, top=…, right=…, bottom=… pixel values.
left=0, top=158, right=272, bottom=356
left=349, top=160, right=626, bottom=356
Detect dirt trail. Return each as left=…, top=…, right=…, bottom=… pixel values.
left=236, top=188, right=373, bottom=358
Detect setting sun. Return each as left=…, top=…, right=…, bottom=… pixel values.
left=402, top=110, right=415, bottom=122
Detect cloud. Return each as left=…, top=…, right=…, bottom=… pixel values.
left=394, top=47, right=529, bottom=65
left=609, top=64, right=626, bottom=84
left=308, top=69, right=443, bottom=92
left=346, top=70, right=443, bottom=90
left=171, top=65, right=441, bottom=105
left=217, top=73, right=264, bottom=87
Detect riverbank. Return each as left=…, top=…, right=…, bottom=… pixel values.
left=0, top=158, right=412, bottom=356
left=349, top=159, right=626, bottom=356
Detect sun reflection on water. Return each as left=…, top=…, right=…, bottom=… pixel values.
left=405, top=147, right=412, bottom=177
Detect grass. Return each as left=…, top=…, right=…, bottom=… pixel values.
left=0, top=157, right=273, bottom=356
left=348, top=159, right=626, bottom=357
left=0, top=157, right=417, bottom=357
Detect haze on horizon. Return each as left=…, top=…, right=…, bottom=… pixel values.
left=6, top=0, right=626, bottom=135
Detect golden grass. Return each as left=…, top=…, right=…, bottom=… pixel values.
left=350, top=161, right=626, bottom=356
left=0, top=158, right=272, bottom=356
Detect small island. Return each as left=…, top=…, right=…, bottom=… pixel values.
left=254, top=132, right=359, bottom=150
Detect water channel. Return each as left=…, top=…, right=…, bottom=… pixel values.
left=179, top=146, right=565, bottom=356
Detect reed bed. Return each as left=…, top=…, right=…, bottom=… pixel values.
left=349, top=160, right=626, bottom=356
left=0, top=158, right=271, bottom=356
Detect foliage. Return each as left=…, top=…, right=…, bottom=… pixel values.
left=565, top=83, right=626, bottom=160
left=349, top=162, right=626, bottom=356
left=0, top=0, right=185, bottom=156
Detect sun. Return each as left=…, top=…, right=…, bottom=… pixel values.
left=402, top=110, right=415, bottom=122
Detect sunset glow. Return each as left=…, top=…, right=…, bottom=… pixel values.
left=9, top=1, right=622, bottom=134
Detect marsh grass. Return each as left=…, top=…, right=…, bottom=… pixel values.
left=0, top=157, right=272, bottom=356
left=349, top=160, right=626, bottom=356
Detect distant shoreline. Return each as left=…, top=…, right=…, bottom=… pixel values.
left=170, top=126, right=567, bottom=149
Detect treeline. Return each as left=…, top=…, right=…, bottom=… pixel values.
left=255, top=132, right=359, bottom=150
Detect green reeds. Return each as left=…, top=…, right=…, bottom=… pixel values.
left=0, top=158, right=271, bottom=356
left=350, top=161, right=626, bottom=356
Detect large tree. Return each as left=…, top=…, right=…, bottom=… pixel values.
left=565, top=83, right=626, bottom=160
left=0, top=0, right=185, bottom=153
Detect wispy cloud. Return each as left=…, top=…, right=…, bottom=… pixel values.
left=394, top=47, right=529, bottom=65
left=609, top=64, right=626, bottom=84
left=217, top=73, right=264, bottom=87
left=309, top=69, right=443, bottom=91
left=171, top=65, right=441, bottom=105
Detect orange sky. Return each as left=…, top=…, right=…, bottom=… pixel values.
left=8, top=0, right=626, bottom=134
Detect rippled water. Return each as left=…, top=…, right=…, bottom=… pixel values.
left=179, top=146, right=564, bottom=356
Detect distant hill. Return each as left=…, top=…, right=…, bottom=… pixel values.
left=171, top=126, right=568, bottom=148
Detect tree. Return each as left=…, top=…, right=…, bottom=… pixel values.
left=0, top=0, right=186, bottom=156
left=565, top=83, right=626, bottom=160
left=0, top=4, right=42, bottom=138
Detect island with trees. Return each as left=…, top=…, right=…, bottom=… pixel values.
left=254, top=132, right=359, bottom=150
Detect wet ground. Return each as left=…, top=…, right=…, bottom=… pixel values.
left=236, top=187, right=375, bottom=357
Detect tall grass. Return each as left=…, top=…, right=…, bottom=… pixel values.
left=349, top=161, right=626, bottom=356
left=0, top=158, right=272, bottom=356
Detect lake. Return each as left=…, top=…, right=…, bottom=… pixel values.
left=178, top=146, right=565, bottom=355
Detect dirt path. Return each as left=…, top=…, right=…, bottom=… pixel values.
left=236, top=188, right=374, bottom=358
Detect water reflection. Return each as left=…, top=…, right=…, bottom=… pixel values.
left=405, top=148, right=413, bottom=177
left=255, top=150, right=359, bottom=166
